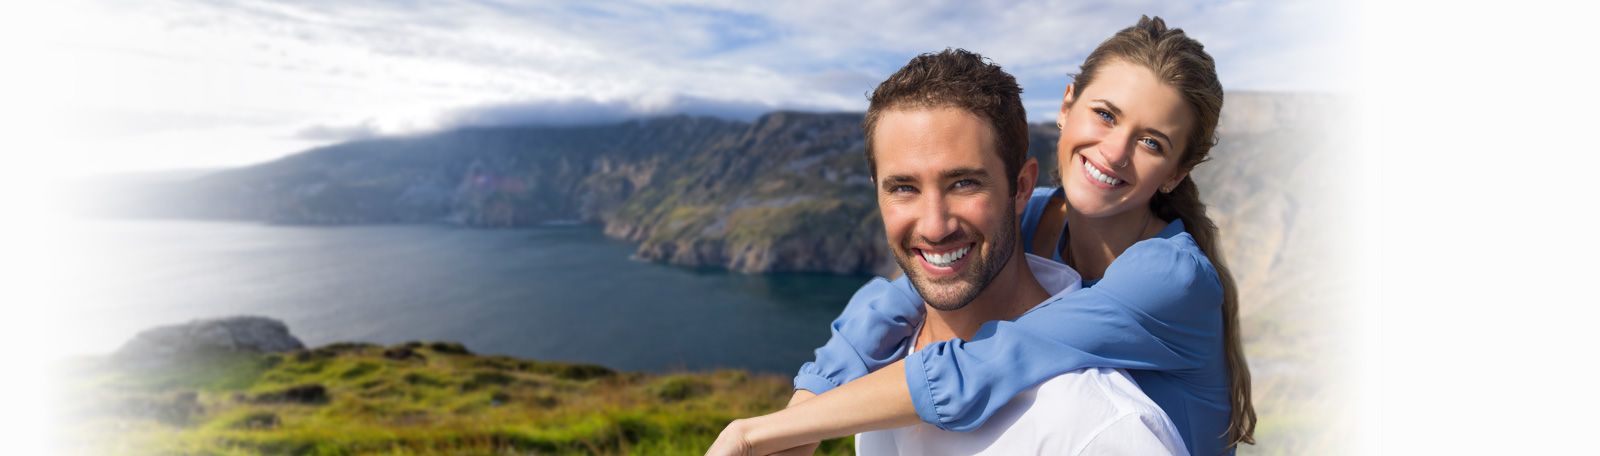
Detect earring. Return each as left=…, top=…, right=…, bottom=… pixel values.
left=1055, top=121, right=1063, bottom=130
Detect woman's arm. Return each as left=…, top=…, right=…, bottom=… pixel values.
left=784, top=238, right=1224, bottom=436
left=710, top=360, right=920, bottom=456
left=713, top=275, right=918, bottom=456
left=766, top=391, right=819, bottom=456
left=904, top=239, right=1224, bottom=430
left=792, top=276, right=922, bottom=395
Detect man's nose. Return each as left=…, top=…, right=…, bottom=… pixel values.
left=915, top=195, right=959, bottom=244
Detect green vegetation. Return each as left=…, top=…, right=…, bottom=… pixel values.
left=55, top=342, right=854, bottom=455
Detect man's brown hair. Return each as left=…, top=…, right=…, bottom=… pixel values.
left=863, top=48, right=1029, bottom=194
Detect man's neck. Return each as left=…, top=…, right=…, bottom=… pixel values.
left=918, top=248, right=1050, bottom=345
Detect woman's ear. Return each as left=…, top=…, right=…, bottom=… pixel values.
left=1162, top=169, right=1189, bottom=194
left=1015, top=158, right=1039, bottom=215
left=1056, top=83, right=1076, bottom=129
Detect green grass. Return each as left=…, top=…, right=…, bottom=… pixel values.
left=55, top=342, right=854, bottom=455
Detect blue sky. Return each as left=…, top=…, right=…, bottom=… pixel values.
left=7, top=0, right=1351, bottom=176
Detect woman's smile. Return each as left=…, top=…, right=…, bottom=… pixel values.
left=1078, top=153, right=1128, bottom=190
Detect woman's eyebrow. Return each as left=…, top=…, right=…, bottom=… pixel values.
left=1094, top=98, right=1175, bottom=146
left=1144, top=127, right=1173, bottom=147
left=1092, top=98, right=1122, bottom=116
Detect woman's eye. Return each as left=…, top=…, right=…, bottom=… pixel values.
left=1094, top=109, right=1114, bottom=124
left=1139, top=137, right=1164, bottom=153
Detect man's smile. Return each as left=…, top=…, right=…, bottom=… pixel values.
left=912, top=242, right=976, bottom=277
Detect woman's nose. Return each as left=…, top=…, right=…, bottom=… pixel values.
left=1102, top=134, right=1134, bottom=168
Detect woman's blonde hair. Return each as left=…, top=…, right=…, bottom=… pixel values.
left=1072, top=15, right=1256, bottom=447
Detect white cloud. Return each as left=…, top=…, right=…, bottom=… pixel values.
left=16, top=0, right=1351, bottom=176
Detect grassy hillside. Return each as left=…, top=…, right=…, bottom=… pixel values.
left=54, top=342, right=854, bottom=455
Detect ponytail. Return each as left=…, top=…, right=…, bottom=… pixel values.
left=1087, top=15, right=1255, bottom=446
left=1152, top=178, right=1255, bottom=446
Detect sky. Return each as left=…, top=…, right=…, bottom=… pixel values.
left=2, top=0, right=1351, bottom=177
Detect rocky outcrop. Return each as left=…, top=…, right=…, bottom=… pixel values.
left=114, top=316, right=305, bottom=364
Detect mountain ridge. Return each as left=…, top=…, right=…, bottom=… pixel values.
left=83, top=92, right=1321, bottom=278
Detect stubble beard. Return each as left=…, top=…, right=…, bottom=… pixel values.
left=894, top=203, right=1018, bottom=312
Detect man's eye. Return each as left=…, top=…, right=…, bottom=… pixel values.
left=889, top=185, right=916, bottom=194
left=951, top=179, right=979, bottom=189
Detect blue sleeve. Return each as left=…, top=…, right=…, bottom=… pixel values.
left=793, top=275, right=925, bottom=394
left=903, top=236, right=1225, bottom=431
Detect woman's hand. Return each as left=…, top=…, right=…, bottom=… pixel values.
left=704, top=364, right=919, bottom=455
left=705, top=418, right=755, bottom=456
left=707, top=416, right=823, bottom=456
left=707, top=390, right=822, bottom=456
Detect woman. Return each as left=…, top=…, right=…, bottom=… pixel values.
left=709, top=16, right=1254, bottom=456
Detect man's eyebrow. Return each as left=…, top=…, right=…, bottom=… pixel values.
left=941, top=167, right=988, bottom=179
left=880, top=174, right=916, bottom=187
left=878, top=169, right=987, bottom=188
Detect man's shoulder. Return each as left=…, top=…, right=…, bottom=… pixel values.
left=857, top=368, right=1184, bottom=456
left=1030, top=368, right=1187, bottom=455
left=1030, top=368, right=1173, bottom=430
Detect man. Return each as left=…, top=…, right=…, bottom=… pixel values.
left=708, top=49, right=1185, bottom=455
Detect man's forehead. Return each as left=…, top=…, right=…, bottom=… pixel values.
left=872, top=107, right=999, bottom=178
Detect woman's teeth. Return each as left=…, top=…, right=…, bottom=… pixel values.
left=1085, top=159, right=1125, bottom=186
left=921, top=245, right=971, bottom=267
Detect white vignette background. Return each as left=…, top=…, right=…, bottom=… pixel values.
left=2, top=1, right=1598, bottom=454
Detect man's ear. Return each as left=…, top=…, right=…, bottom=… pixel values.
left=1015, top=158, right=1038, bottom=215
left=1056, top=83, right=1076, bottom=129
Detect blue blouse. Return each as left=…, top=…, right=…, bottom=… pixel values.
left=794, top=187, right=1234, bottom=455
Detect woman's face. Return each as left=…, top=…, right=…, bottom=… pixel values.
left=1057, top=60, right=1194, bottom=220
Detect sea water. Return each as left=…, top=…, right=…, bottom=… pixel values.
left=56, top=219, right=864, bottom=373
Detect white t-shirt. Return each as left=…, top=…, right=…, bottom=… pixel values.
left=855, top=254, right=1188, bottom=456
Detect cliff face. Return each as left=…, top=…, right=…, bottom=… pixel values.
left=598, top=112, right=884, bottom=274
left=104, top=113, right=896, bottom=274
left=98, top=93, right=1327, bottom=277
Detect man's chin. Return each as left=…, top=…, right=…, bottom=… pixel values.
left=908, top=276, right=980, bottom=311
left=894, top=253, right=981, bottom=310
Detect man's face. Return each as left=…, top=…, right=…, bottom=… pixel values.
left=872, top=107, right=1023, bottom=311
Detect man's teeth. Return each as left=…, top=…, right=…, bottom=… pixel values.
left=1085, top=160, right=1124, bottom=186
left=921, top=245, right=971, bottom=267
